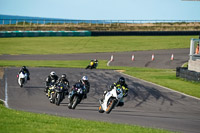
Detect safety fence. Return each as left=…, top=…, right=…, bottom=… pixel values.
left=1, top=19, right=200, bottom=25
left=1, top=19, right=200, bottom=32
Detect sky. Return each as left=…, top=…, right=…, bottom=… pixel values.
left=0, top=0, right=200, bottom=20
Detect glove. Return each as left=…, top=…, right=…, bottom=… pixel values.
left=123, top=93, right=128, bottom=97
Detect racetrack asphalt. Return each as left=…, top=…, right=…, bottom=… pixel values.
left=1, top=48, right=200, bottom=133
left=0, top=48, right=189, bottom=69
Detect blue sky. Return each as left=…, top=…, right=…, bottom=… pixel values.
left=0, top=0, right=200, bottom=20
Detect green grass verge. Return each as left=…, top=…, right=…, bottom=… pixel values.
left=0, top=36, right=197, bottom=55
left=0, top=60, right=93, bottom=68
left=0, top=60, right=199, bottom=98
left=124, top=67, right=200, bottom=98
left=0, top=105, right=173, bottom=133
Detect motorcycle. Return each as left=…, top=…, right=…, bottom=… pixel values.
left=48, top=84, right=56, bottom=104
left=55, top=83, right=69, bottom=106
left=45, top=79, right=57, bottom=93
left=68, top=84, right=86, bottom=109
left=98, top=86, right=123, bottom=114
left=17, top=72, right=28, bottom=87
left=86, top=61, right=98, bottom=69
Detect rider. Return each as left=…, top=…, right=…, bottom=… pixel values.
left=68, top=80, right=87, bottom=100
left=45, top=71, right=59, bottom=93
left=86, top=59, right=98, bottom=69
left=57, top=74, right=70, bottom=87
left=18, top=66, right=30, bottom=80
left=79, top=76, right=90, bottom=98
left=57, top=74, right=70, bottom=95
left=93, top=59, right=98, bottom=68
left=101, top=77, right=128, bottom=106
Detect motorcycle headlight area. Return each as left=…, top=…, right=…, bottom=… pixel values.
left=77, top=88, right=83, bottom=94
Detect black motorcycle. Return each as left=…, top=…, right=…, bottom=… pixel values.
left=68, top=84, right=86, bottom=109
left=55, top=83, right=68, bottom=106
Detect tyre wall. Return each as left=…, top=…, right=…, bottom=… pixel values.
left=0, top=31, right=91, bottom=37
left=176, top=67, right=200, bottom=82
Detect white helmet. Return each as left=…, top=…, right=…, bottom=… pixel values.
left=82, top=76, right=88, bottom=81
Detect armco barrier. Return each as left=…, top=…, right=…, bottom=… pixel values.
left=0, top=31, right=91, bottom=37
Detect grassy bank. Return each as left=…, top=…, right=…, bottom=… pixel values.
left=0, top=60, right=199, bottom=98
left=0, top=104, right=173, bottom=133
left=0, top=36, right=197, bottom=55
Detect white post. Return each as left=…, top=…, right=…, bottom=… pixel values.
left=190, top=39, right=194, bottom=60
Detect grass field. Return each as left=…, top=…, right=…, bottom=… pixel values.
left=0, top=36, right=197, bottom=55
left=0, top=104, right=173, bottom=133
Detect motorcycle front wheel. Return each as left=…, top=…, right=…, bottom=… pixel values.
left=105, top=98, right=116, bottom=114
left=71, top=95, right=79, bottom=109
left=55, top=93, right=61, bottom=106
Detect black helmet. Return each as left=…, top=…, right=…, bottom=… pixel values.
left=22, top=66, right=26, bottom=69
left=118, top=77, right=125, bottom=85
left=61, top=74, right=66, bottom=78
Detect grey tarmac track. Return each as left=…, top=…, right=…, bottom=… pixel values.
left=0, top=48, right=200, bottom=133
left=1, top=67, right=200, bottom=133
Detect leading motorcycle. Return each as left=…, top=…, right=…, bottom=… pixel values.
left=98, top=86, right=123, bottom=114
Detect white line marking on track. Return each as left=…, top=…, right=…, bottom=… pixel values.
left=5, top=74, right=9, bottom=108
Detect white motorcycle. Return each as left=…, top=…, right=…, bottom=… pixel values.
left=17, top=72, right=28, bottom=87
left=98, top=86, right=124, bottom=114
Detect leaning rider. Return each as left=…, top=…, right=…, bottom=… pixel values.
left=57, top=74, right=70, bottom=95
left=85, top=59, right=98, bottom=69
left=68, top=80, right=87, bottom=100
left=57, top=74, right=70, bottom=88
left=45, top=71, right=59, bottom=95
left=18, top=66, right=30, bottom=80
left=101, top=77, right=128, bottom=106
left=79, top=76, right=90, bottom=98
left=93, top=59, right=98, bottom=69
